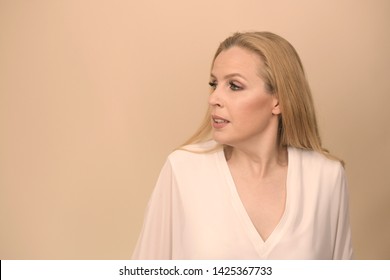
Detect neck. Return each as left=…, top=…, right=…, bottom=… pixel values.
left=225, top=141, right=288, bottom=179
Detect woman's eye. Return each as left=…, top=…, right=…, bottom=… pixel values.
left=229, top=82, right=242, bottom=91
left=208, top=81, right=217, bottom=90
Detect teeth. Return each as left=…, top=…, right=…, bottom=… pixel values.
left=214, top=118, right=228, bottom=123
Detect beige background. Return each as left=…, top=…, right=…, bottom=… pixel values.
left=0, top=0, right=389, bottom=259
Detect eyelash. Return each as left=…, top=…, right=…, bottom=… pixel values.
left=208, top=81, right=217, bottom=90
left=208, top=81, right=242, bottom=91
left=229, top=82, right=241, bottom=91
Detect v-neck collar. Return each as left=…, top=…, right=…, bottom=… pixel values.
left=217, top=146, right=294, bottom=257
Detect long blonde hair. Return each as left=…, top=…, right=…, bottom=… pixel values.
left=182, top=31, right=342, bottom=164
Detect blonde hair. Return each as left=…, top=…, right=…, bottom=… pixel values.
left=182, top=31, right=343, bottom=165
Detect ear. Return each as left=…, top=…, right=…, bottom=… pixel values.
left=271, top=97, right=281, bottom=115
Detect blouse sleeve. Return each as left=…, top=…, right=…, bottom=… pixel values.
left=131, top=159, right=173, bottom=259
left=331, top=164, right=353, bottom=259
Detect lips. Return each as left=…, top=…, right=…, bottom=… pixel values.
left=212, top=115, right=230, bottom=123
left=211, top=114, right=230, bottom=129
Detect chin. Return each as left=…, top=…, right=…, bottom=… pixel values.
left=212, top=133, right=235, bottom=146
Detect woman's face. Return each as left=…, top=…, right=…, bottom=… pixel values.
left=208, top=46, right=280, bottom=148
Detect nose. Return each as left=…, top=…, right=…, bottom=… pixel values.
left=208, top=88, right=223, bottom=108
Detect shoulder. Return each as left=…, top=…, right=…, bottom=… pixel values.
left=167, top=140, right=222, bottom=168
left=290, top=147, right=345, bottom=184
left=291, top=147, right=343, bottom=170
left=289, top=147, right=347, bottom=205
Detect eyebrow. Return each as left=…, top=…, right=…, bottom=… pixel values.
left=210, top=73, right=248, bottom=81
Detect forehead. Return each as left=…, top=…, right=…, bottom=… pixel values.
left=211, top=47, right=263, bottom=77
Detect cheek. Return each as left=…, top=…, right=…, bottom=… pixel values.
left=234, top=96, right=273, bottom=122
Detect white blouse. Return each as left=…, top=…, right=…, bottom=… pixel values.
left=132, top=141, right=353, bottom=259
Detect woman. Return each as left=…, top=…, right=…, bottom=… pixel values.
left=132, top=31, right=353, bottom=259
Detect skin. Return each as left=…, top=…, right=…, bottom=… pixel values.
left=208, top=46, right=288, bottom=241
